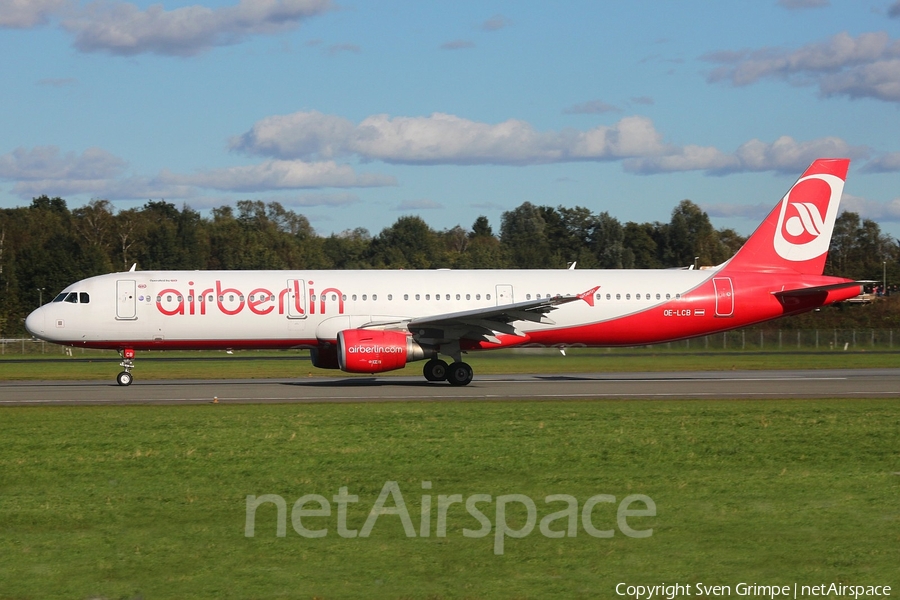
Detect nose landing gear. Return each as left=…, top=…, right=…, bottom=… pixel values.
left=117, top=348, right=135, bottom=386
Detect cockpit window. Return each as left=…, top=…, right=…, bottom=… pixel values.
left=53, top=293, right=67, bottom=303
left=65, top=292, right=78, bottom=303
left=79, top=292, right=90, bottom=304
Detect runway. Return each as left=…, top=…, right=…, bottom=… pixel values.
left=2, top=369, right=899, bottom=405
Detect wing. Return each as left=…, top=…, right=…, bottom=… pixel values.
left=364, top=286, right=599, bottom=345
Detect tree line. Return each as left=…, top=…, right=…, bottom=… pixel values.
left=1, top=195, right=898, bottom=335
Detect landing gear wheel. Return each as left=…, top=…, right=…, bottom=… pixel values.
left=423, top=359, right=449, bottom=382
left=116, top=371, right=134, bottom=386
left=446, top=362, right=474, bottom=386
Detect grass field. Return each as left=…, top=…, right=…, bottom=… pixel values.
left=1, top=399, right=898, bottom=599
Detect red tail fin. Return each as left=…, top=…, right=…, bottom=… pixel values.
left=723, top=158, right=849, bottom=275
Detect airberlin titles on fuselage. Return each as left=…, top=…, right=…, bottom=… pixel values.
left=153, top=280, right=344, bottom=317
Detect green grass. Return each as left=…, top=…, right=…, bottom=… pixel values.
left=1, top=400, right=898, bottom=599
left=1, top=347, right=900, bottom=382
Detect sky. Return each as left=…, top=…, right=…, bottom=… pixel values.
left=1, top=0, right=900, bottom=239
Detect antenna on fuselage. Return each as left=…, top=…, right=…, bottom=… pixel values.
left=129, top=263, right=137, bottom=272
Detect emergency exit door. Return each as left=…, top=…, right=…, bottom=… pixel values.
left=495, top=284, right=514, bottom=305
left=713, top=277, right=734, bottom=317
left=116, top=280, right=137, bottom=320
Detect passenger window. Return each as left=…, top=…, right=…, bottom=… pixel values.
left=656, top=293, right=661, bottom=300
left=486, top=294, right=492, bottom=300
left=626, top=294, right=631, bottom=300
left=425, top=294, right=430, bottom=300
left=476, top=294, right=481, bottom=300
left=526, top=294, right=532, bottom=300
left=436, top=294, right=440, bottom=301
left=595, top=293, right=601, bottom=300
left=676, top=294, right=681, bottom=299
left=666, top=293, right=671, bottom=300
left=606, top=293, right=611, bottom=300
left=456, top=294, right=460, bottom=300
left=404, top=294, right=409, bottom=301
left=352, top=294, right=357, bottom=301
left=79, top=292, right=90, bottom=304
left=342, top=294, right=347, bottom=301
left=446, top=294, right=450, bottom=301
left=362, top=294, right=367, bottom=301
left=466, top=294, right=471, bottom=300
left=388, top=294, right=392, bottom=301
left=415, top=294, right=420, bottom=300
left=636, top=293, right=641, bottom=300
left=616, top=294, right=621, bottom=300
left=373, top=294, right=378, bottom=301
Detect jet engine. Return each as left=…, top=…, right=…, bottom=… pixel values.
left=337, top=329, right=426, bottom=373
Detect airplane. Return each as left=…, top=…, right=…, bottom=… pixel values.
left=25, top=158, right=865, bottom=387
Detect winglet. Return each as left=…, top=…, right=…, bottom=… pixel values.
left=577, top=286, right=600, bottom=307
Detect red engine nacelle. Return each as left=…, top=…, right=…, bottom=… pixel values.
left=337, top=329, right=426, bottom=374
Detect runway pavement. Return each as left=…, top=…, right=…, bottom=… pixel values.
left=1, top=369, right=899, bottom=405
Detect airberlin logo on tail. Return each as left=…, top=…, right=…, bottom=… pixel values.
left=773, top=173, right=844, bottom=262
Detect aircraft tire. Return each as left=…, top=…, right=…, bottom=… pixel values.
left=116, top=371, right=133, bottom=386
left=423, top=359, right=449, bottom=381
left=446, top=362, right=473, bottom=386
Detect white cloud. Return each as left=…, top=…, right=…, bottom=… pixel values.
left=890, top=1, right=900, bottom=18
left=62, top=0, right=332, bottom=57
left=395, top=199, right=443, bottom=210
left=231, top=111, right=670, bottom=165
left=625, top=135, right=867, bottom=175
left=481, top=14, right=511, bottom=31
left=862, top=152, right=900, bottom=172
left=0, top=146, right=194, bottom=198
left=0, top=0, right=69, bottom=28
left=0, top=145, right=126, bottom=181
left=705, top=31, right=900, bottom=103
left=0, top=146, right=387, bottom=200
left=840, top=194, right=900, bottom=222
left=158, top=159, right=396, bottom=191
left=11, top=176, right=194, bottom=200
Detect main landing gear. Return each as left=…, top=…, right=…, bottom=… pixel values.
left=117, top=348, right=135, bottom=386
left=423, top=358, right=474, bottom=386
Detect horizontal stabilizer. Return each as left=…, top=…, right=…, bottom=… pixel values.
left=772, top=280, right=872, bottom=298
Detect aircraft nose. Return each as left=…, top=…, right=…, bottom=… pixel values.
left=25, top=308, right=45, bottom=337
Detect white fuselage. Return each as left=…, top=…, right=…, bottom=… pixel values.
left=26, top=268, right=715, bottom=350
